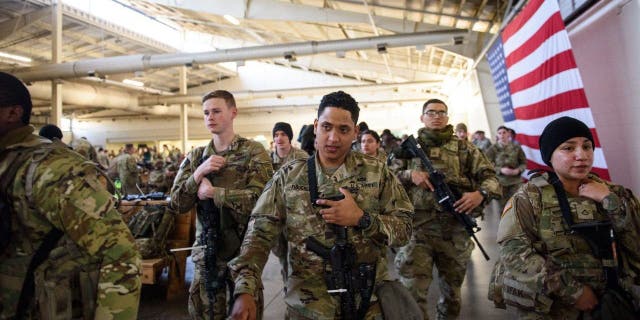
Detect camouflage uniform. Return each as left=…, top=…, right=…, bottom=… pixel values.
left=70, top=137, right=98, bottom=163
left=0, top=126, right=141, bottom=319
left=117, top=152, right=139, bottom=195
left=484, top=142, right=527, bottom=208
left=472, top=138, right=492, bottom=153
left=497, top=172, right=640, bottom=319
left=393, top=125, right=500, bottom=320
left=270, top=147, right=308, bottom=172
left=148, top=168, right=168, bottom=193
left=170, top=135, right=272, bottom=320
left=229, top=151, right=414, bottom=319
left=270, top=146, right=310, bottom=285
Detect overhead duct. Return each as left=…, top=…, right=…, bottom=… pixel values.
left=139, top=80, right=441, bottom=106
left=13, top=30, right=466, bottom=82
left=27, top=81, right=202, bottom=118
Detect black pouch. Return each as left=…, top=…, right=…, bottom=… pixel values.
left=591, top=286, right=638, bottom=320
left=375, top=280, right=423, bottom=320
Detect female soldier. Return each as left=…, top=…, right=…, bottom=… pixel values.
left=360, top=129, right=387, bottom=163
left=496, top=116, right=640, bottom=318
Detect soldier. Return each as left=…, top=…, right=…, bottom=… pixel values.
left=0, top=72, right=141, bottom=318
left=70, top=136, right=99, bottom=162
left=38, top=123, right=69, bottom=149
left=472, top=130, right=492, bottom=153
left=484, top=126, right=527, bottom=208
left=228, top=91, right=414, bottom=320
left=392, top=98, right=501, bottom=319
left=454, top=123, right=468, bottom=141
left=147, top=159, right=169, bottom=193
left=270, top=121, right=308, bottom=284
left=117, top=143, right=140, bottom=195
left=170, top=90, right=273, bottom=320
left=271, top=122, right=308, bottom=171
left=360, top=129, right=387, bottom=163
left=496, top=116, right=640, bottom=318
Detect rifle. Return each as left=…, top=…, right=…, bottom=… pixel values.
left=196, top=157, right=233, bottom=319
left=401, top=135, right=490, bottom=261
left=305, top=195, right=376, bottom=320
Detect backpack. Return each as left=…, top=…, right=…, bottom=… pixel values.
left=127, top=204, right=175, bottom=259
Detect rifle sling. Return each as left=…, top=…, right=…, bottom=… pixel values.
left=547, top=172, right=619, bottom=288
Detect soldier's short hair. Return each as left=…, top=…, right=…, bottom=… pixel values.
left=202, top=90, right=236, bottom=108
left=318, top=91, right=359, bottom=124
left=0, top=72, right=32, bottom=125
left=422, top=98, right=448, bottom=114
left=360, top=129, right=381, bottom=143
left=125, top=143, right=134, bottom=149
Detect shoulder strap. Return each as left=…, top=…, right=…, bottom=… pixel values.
left=15, top=228, right=63, bottom=319
left=0, top=145, right=63, bottom=319
left=307, top=156, right=319, bottom=204
left=547, top=172, right=575, bottom=227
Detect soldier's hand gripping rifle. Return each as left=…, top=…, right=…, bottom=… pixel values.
left=305, top=195, right=376, bottom=320
left=401, top=135, right=490, bottom=261
left=196, top=160, right=229, bottom=319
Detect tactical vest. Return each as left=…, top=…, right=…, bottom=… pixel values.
left=0, top=139, right=100, bottom=319
left=191, top=144, right=245, bottom=261
left=533, top=176, right=607, bottom=293
left=490, top=175, right=608, bottom=313
left=409, top=137, right=475, bottom=211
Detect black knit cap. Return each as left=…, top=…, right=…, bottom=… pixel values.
left=273, top=122, right=294, bottom=141
left=39, top=124, right=63, bottom=140
left=539, top=116, right=594, bottom=167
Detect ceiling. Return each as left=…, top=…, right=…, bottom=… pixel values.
left=0, top=0, right=510, bottom=122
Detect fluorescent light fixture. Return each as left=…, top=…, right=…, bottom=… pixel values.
left=122, top=79, right=144, bottom=87
left=0, top=51, right=32, bottom=63
left=223, top=14, right=240, bottom=25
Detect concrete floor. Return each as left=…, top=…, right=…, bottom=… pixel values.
left=139, top=201, right=518, bottom=319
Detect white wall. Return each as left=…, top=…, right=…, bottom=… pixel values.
left=568, top=0, right=640, bottom=192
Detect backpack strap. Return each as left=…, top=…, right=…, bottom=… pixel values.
left=1, top=144, right=64, bottom=319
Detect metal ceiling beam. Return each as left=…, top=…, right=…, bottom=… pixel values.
left=13, top=30, right=465, bottom=82
left=0, top=6, right=50, bottom=41
left=139, top=80, right=440, bottom=106
left=143, top=0, right=453, bottom=33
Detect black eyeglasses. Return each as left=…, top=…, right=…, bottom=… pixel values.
left=423, top=110, right=448, bottom=117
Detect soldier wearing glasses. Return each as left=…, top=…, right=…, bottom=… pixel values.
left=392, top=98, right=500, bottom=319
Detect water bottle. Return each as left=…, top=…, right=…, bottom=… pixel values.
left=114, top=178, right=122, bottom=198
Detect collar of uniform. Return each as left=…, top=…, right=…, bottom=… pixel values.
left=0, top=125, right=46, bottom=151
left=204, top=134, right=243, bottom=155
left=314, top=151, right=360, bottom=184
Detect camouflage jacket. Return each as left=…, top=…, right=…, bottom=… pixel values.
left=472, top=138, right=492, bottom=153
left=484, top=142, right=527, bottom=186
left=70, top=138, right=98, bottom=163
left=497, top=172, right=640, bottom=313
left=169, top=135, right=273, bottom=254
left=393, top=127, right=500, bottom=230
left=229, top=151, right=414, bottom=319
left=271, top=146, right=308, bottom=172
left=0, top=126, right=141, bottom=319
left=117, top=153, right=139, bottom=194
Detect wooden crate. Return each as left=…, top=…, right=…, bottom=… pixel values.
left=117, top=201, right=196, bottom=300
left=141, top=258, right=167, bottom=284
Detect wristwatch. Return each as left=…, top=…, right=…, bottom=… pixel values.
left=602, top=193, right=621, bottom=211
left=357, top=211, right=372, bottom=230
left=479, top=189, right=489, bottom=203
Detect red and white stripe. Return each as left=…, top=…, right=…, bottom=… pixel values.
left=501, top=0, right=609, bottom=180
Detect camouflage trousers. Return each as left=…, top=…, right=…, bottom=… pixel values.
left=284, top=301, right=383, bottom=320
left=189, top=265, right=264, bottom=320
left=395, top=228, right=474, bottom=320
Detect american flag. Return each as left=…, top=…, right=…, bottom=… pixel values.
left=487, top=0, right=609, bottom=180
